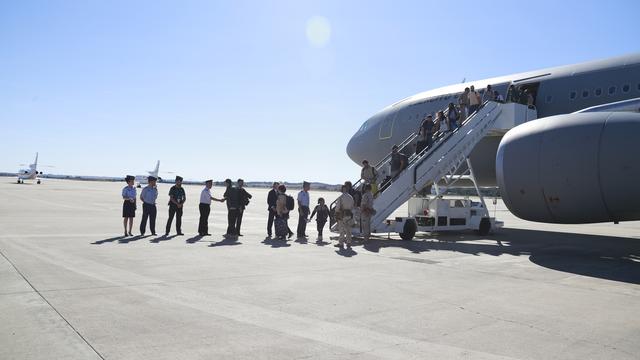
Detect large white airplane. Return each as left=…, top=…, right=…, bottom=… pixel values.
left=16, top=153, right=43, bottom=184
left=346, top=53, right=640, bottom=225
left=135, top=160, right=161, bottom=188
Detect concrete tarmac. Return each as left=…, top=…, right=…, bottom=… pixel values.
left=1, top=178, right=639, bottom=359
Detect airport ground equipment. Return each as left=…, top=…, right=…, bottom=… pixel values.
left=331, top=101, right=537, bottom=239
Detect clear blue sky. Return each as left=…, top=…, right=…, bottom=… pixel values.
left=1, top=0, right=638, bottom=183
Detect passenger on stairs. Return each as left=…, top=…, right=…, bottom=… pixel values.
left=524, top=89, right=535, bottom=109
left=482, top=85, right=495, bottom=102
left=507, top=85, right=521, bottom=103
left=458, top=87, right=470, bottom=121
left=446, top=103, right=460, bottom=129
left=390, top=145, right=408, bottom=179
left=468, top=85, right=481, bottom=115
left=360, top=160, right=378, bottom=195
left=435, top=111, right=449, bottom=134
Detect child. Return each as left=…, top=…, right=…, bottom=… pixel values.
left=309, top=197, right=331, bottom=240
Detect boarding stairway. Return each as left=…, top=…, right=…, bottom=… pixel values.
left=331, top=101, right=534, bottom=235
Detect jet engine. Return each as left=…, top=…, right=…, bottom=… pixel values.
left=496, top=112, right=640, bottom=224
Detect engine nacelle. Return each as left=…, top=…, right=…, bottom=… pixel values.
left=496, top=112, right=640, bottom=224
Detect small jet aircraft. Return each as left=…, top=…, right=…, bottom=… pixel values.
left=135, top=160, right=162, bottom=188
left=17, top=153, right=43, bottom=184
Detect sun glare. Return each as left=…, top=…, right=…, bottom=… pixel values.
left=306, top=16, right=331, bottom=48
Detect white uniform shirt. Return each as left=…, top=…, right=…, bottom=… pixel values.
left=297, top=190, right=310, bottom=208
left=200, top=187, right=212, bottom=205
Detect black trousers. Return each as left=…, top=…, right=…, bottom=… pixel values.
left=227, top=208, right=240, bottom=235
left=198, top=203, right=211, bottom=235
left=166, top=205, right=183, bottom=234
left=317, top=220, right=327, bottom=236
left=267, top=209, right=276, bottom=236
left=139, top=203, right=157, bottom=234
left=235, top=209, right=244, bottom=235
left=297, top=206, right=310, bottom=237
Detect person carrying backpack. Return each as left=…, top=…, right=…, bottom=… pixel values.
left=360, top=160, right=378, bottom=195
left=275, top=184, right=295, bottom=240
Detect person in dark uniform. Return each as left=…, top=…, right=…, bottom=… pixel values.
left=266, top=182, right=280, bottom=237
left=235, top=179, right=252, bottom=237
left=222, top=179, right=240, bottom=238
left=165, top=176, right=186, bottom=236
left=139, top=176, right=158, bottom=236
left=122, top=175, right=137, bottom=237
left=198, top=179, right=224, bottom=236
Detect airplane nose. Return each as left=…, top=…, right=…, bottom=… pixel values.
left=346, top=133, right=360, bottom=164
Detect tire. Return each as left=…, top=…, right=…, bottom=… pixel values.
left=477, top=218, right=491, bottom=236
left=399, top=218, right=417, bottom=241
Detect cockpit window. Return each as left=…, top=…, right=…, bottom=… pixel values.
left=358, top=120, right=369, bottom=133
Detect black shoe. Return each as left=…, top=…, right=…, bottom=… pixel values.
left=347, top=244, right=352, bottom=250
left=238, top=234, right=243, bottom=237
left=267, top=233, right=272, bottom=238
left=164, top=232, right=169, bottom=236
left=334, top=243, right=344, bottom=248
left=140, top=233, right=145, bottom=236
left=288, top=232, right=294, bottom=239
left=203, top=233, right=211, bottom=236
left=177, top=232, right=184, bottom=236
left=151, top=232, right=157, bottom=236
left=128, top=232, right=133, bottom=237
left=124, top=232, right=128, bottom=237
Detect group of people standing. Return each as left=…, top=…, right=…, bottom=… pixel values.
left=120, top=175, right=251, bottom=238
left=121, top=175, right=377, bottom=251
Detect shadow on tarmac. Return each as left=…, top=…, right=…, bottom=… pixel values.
left=186, top=235, right=203, bottom=244
left=359, top=228, right=640, bottom=284
left=91, top=236, right=125, bottom=245
left=150, top=234, right=179, bottom=243
left=209, top=237, right=242, bottom=247
left=92, top=234, right=152, bottom=245
left=261, top=237, right=291, bottom=248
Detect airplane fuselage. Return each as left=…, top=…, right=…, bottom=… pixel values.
left=346, top=54, right=640, bottom=185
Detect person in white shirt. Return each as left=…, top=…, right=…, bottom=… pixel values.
left=296, top=181, right=311, bottom=238
left=198, top=180, right=223, bottom=236
left=334, top=185, right=355, bottom=250
left=468, top=85, right=481, bottom=114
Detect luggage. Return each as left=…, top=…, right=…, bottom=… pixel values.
left=285, top=195, right=295, bottom=211
left=275, top=217, right=288, bottom=238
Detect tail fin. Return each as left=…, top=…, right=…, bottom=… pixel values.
left=149, top=160, right=160, bottom=176
left=31, top=152, right=38, bottom=170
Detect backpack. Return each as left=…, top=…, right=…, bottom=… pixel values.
left=286, top=195, right=295, bottom=211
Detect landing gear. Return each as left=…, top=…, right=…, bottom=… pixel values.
left=399, top=218, right=417, bottom=240
left=37, top=179, right=41, bottom=184
left=17, top=179, right=22, bottom=184
left=477, top=217, right=491, bottom=236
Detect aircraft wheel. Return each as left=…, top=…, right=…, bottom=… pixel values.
left=399, top=218, right=417, bottom=241
left=477, top=218, right=491, bottom=236
left=37, top=180, right=41, bottom=184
